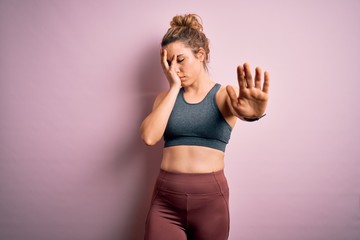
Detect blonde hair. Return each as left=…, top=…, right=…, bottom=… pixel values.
left=161, top=14, right=210, bottom=70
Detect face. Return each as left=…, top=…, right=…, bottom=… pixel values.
left=162, top=41, right=206, bottom=86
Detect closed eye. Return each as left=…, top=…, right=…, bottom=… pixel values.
left=177, top=58, right=184, bottom=63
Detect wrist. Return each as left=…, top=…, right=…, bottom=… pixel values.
left=242, top=113, right=266, bottom=122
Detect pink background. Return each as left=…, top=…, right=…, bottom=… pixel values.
left=1, top=1, right=359, bottom=239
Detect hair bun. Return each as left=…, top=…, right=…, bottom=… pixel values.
left=170, top=14, right=203, bottom=32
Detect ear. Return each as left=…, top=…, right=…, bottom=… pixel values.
left=196, top=47, right=206, bottom=62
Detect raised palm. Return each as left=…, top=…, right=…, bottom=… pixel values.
left=226, top=63, right=270, bottom=119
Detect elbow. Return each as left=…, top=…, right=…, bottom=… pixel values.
left=140, top=124, right=161, bottom=146
left=141, top=134, right=159, bottom=146
left=142, top=138, right=155, bottom=146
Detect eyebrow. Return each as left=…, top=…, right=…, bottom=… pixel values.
left=167, top=54, right=184, bottom=61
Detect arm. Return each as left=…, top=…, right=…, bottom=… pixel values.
left=226, top=63, right=270, bottom=121
left=140, top=49, right=181, bottom=146
left=140, top=86, right=179, bottom=145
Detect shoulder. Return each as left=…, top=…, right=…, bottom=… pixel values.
left=215, top=84, right=230, bottom=108
left=215, top=84, right=238, bottom=127
left=152, top=88, right=181, bottom=110
left=156, top=91, right=168, bottom=100
left=152, top=91, right=168, bottom=110
left=216, top=84, right=238, bottom=99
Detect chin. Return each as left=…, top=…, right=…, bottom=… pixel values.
left=181, top=82, right=190, bottom=88
left=180, top=80, right=193, bottom=87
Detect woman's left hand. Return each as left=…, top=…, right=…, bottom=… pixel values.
left=226, top=63, right=270, bottom=119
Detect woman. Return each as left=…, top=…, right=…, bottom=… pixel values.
left=140, top=14, right=269, bottom=240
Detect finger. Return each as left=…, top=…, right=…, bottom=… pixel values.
left=237, top=65, right=246, bottom=92
left=226, top=85, right=239, bottom=107
left=169, top=53, right=177, bottom=71
left=263, top=71, right=270, bottom=93
left=243, top=63, right=253, bottom=88
left=161, top=49, right=169, bottom=70
left=254, top=67, right=262, bottom=89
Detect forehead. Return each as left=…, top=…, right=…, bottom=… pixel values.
left=163, top=41, right=192, bottom=58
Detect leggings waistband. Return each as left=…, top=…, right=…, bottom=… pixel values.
left=155, top=169, right=228, bottom=194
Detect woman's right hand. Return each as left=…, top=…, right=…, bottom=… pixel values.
left=140, top=49, right=182, bottom=146
left=160, top=48, right=181, bottom=89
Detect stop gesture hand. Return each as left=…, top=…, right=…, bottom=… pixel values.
left=226, top=63, right=270, bottom=120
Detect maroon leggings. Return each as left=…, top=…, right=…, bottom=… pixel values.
left=144, top=169, right=230, bottom=240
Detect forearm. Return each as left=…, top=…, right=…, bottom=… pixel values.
left=140, top=86, right=179, bottom=145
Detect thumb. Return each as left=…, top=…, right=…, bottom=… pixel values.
left=226, top=85, right=239, bottom=107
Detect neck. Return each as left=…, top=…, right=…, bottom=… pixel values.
left=183, top=71, right=214, bottom=94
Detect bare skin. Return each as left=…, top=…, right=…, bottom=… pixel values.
left=140, top=41, right=269, bottom=173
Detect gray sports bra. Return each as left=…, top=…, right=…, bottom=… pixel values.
left=163, top=83, right=232, bottom=152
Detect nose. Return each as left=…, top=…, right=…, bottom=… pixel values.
left=173, top=65, right=180, bottom=74
left=171, top=62, right=181, bottom=75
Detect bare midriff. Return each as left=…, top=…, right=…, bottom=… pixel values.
left=161, top=145, right=225, bottom=173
